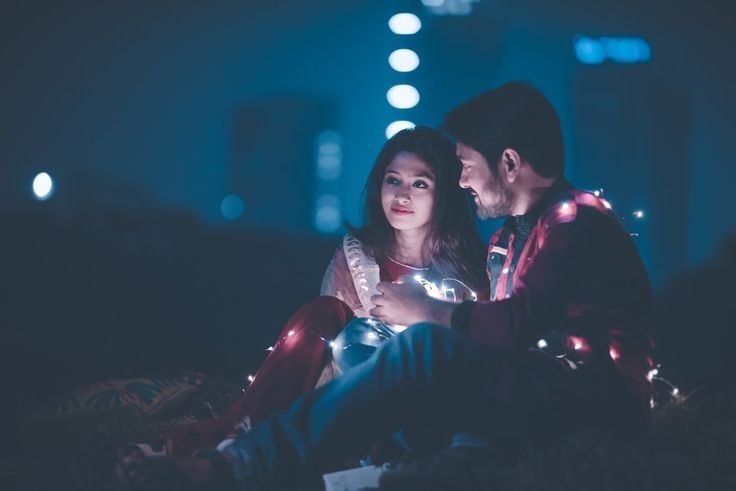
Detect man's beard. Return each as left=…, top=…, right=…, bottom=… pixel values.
left=476, top=180, right=515, bottom=219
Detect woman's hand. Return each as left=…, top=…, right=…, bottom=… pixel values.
left=369, top=280, right=455, bottom=327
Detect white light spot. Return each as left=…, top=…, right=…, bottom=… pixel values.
left=314, top=194, right=342, bottom=233
left=388, top=49, right=420, bottom=72
left=32, top=172, right=54, bottom=200
left=247, top=375, right=255, bottom=383
left=672, top=387, right=679, bottom=397
left=388, top=13, right=421, bottom=35
left=573, top=342, right=583, bottom=351
left=537, top=339, right=548, bottom=349
left=633, top=210, right=645, bottom=219
left=561, top=202, right=570, bottom=212
left=267, top=346, right=274, bottom=351
left=287, top=330, right=295, bottom=337
left=365, top=331, right=379, bottom=343
left=647, top=368, right=658, bottom=382
left=601, top=199, right=612, bottom=210
left=221, top=194, right=245, bottom=220
left=386, top=120, right=416, bottom=139
left=502, top=267, right=509, bottom=274
left=387, top=84, right=420, bottom=109
left=328, top=341, right=338, bottom=349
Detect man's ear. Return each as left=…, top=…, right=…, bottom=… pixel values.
left=500, top=148, right=522, bottom=183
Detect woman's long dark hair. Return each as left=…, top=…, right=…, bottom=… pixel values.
left=347, top=126, right=487, bottom=291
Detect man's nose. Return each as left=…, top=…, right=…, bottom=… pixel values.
left=459, top=172, right=469, bottom=189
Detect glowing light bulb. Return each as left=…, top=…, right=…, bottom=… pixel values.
left=537, top=339, right=548, bottom=349
left=647, top=368, right=658, bottom=382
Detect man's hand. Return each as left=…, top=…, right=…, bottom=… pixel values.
left=369, top=280, right=455, bottom=327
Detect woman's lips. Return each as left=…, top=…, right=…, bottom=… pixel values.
left=391, top=207, right=413, bottom=215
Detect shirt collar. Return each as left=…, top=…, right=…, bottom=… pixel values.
left=508, top=178, right=572, bottom=238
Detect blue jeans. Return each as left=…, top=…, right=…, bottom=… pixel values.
left=219, top=323, right=623, bottom=489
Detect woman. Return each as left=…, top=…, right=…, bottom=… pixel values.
left=142, top=126, right=486, bottom=459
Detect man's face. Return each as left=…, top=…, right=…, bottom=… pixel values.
left=457, top=142, right=515, bottom=219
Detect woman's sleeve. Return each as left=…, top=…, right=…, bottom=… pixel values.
left=320, top=246, right=363, bottom=314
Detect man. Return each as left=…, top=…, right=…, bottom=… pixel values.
left=118, top=82, right=654, bottom=490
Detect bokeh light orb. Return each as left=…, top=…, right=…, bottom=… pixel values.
left=221, top=194, right=245, bottom=220
left=32, top=172, right=54, bottom=201
left=388, top=49, right=420, bottom=72
left=388, top=13, right=421, bottom=35
left=385, top=120, right=416, bottom=139
left=386, top=84, right=420, bottom=109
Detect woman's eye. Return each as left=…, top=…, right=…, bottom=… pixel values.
left=413, top=180, right=429, bottom=189
left=386, top=176, right=400, bottom=185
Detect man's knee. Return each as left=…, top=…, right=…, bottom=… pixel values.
left=394, top=322, right=458, bottom=362
left=402, top=322, right=455, bottom=344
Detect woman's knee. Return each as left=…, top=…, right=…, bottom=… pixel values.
left=332, top=318, right=394, bottom=372
left=281, top=296, right=355, bottom=338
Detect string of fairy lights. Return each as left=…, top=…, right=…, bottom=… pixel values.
left=242, top=275, right=474, bottom=386
left=241, top=188, right=682, bottom=410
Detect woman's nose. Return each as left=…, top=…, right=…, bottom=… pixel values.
left=395, top=185, right=411, bottom=202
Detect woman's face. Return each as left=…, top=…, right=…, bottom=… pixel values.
left=381, top=151, right=436, bottom=234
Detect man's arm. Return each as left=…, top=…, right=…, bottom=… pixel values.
left=456, top=206, right=601, bottom=352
